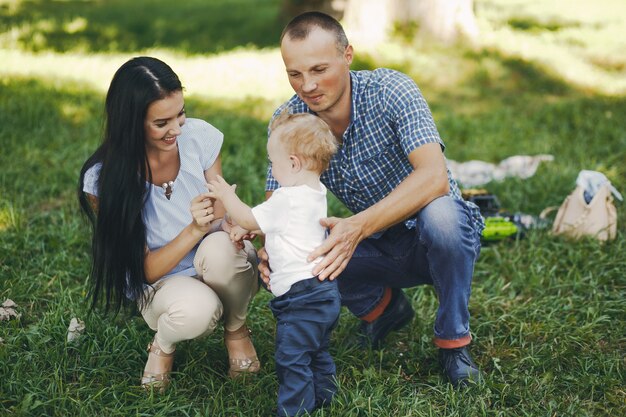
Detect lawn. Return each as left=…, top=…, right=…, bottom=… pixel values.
left=0, top=0, right=624, bottom=416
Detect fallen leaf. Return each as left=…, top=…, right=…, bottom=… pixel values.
left=0, top=299, right=20, bottom=321
left=67, top=317, right=86, bottom=343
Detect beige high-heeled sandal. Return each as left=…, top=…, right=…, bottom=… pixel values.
left=140, top=339, right=175, bottom=393
left=224, top=325, right=261, bottom=378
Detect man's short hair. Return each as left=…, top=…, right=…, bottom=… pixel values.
left=270, top=110, right=338, bottom=174
left=280, top=11, right=349, bottom=53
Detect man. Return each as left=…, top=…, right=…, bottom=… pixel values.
left=260, top=11, right=484, bottom=387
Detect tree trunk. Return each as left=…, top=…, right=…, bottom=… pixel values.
left=342, top=0, right=479, bottom=45
left=414, top=0, right=479, bottom=44
left=342, top=0, right=392, bottom=45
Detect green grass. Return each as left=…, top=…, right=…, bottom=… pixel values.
left=0, top=0, right=283, bottom=54
left=1, top=0, right=625, bottom=416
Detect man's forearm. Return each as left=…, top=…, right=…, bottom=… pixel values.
left=355, top=166, right=449, bottom=237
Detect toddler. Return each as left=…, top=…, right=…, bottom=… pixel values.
left=207, top=111, right=340, bottom=417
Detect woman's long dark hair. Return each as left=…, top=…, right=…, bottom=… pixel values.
left=78, top=56, right=182, bottom=314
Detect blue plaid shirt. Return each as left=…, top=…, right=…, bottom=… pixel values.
left=266, top=69, right=484, bottom=234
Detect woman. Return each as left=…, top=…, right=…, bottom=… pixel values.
left=78, top=56, right=260, bottom=392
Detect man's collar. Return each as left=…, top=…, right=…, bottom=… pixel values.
left=349, top=70, right=358, bottom=124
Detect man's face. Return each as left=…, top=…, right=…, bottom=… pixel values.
left=281, top=27, right=353, bottom=116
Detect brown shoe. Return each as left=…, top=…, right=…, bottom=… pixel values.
left=140, top=339, right=175, bottom=393
left=224, top=324, right=261, bottom=378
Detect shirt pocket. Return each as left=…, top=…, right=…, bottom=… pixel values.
left=354, top=143, right=406, bottom=206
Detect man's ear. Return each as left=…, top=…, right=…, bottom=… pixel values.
left=344, top=44, right=354, bottom=66
left=289, top=155, right=302, bottom=172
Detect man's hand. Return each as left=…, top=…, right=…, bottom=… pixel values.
left=308, top=216, right=365, bottom=281
left=257, top=246, right=271, bottom=290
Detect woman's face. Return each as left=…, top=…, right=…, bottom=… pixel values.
left=144, top=90, right=186, bottom=153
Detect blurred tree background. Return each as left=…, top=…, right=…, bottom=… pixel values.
left=283, top=0, right=480, bottom=45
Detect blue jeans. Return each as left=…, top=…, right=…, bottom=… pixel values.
left=338, top=196, right=481, bottom=344
left=269, top=278, right=341, bottom=417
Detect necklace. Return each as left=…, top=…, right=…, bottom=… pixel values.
left=161, top=181, right=174, bottom=200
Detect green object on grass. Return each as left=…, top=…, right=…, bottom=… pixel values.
left=482, top=217, right=520, bottom=241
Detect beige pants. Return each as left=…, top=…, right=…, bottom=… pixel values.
left=140, top=232, right=258, bottom=354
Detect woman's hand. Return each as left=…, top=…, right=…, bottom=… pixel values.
left=189, top=192, right=215, bottom=237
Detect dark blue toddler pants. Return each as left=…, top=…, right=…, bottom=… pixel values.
left=269, top=278, right=341, bottom=417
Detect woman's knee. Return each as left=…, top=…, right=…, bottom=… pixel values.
left=195, top=232, right=236, bottom=276
left=149, top=278, right=224, bottom=340
left=167, top=289, right=223, bottom=339
left=194, top=232, right=257, bottom=284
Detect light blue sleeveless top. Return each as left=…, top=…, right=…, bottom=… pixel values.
left=83, top=118, right=223, bottom=280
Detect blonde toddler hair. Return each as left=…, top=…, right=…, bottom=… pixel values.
left=270, top=110, right=338, bottom=174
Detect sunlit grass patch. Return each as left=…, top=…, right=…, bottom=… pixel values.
left=0, top=203, right=20, bottom=231
left=477, top=0, right=626, bottom=95
left=0, top=48, right=293, bottom=110
left=507, top=17, right=580, bottom=33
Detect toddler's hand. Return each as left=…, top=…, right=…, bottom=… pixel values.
left=206, top=175, right=236, bottom=201
left=230, top=225, right=250, bottom=242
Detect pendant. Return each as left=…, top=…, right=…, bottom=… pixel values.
left=162, top=181, right=174, bottom=200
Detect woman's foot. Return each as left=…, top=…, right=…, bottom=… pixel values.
left=141, top=339, right=175, bottom=393
left=224, top=324, right=261, bottom=378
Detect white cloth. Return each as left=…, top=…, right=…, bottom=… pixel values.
left=82, top=118, right=223, bottom=278
left=576, top=170, right=623, bottom=202
left=447, top=154, right=554, bottom=187
left=252, top=184, right=328, bottom=297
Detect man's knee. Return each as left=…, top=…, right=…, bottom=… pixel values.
left=418, top=196, right=475, bottom=250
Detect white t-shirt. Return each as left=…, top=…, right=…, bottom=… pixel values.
left=252, top=184, right=328, bottom=297
left=82, top=118, right=223, bottom=279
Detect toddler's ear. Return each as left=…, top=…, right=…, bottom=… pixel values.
left=289, top=155, right=302, bottom=172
